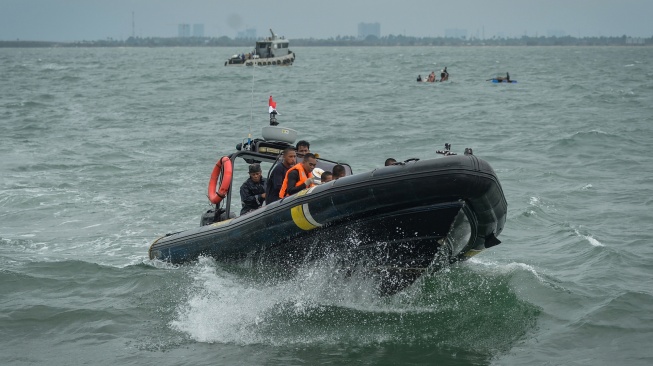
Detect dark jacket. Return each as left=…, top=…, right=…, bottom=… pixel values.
left=240, top=177, right=267, bottom=215
left=265, top=162, right=291, bottom=204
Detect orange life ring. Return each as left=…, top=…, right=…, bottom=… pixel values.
left=208, top=156, right=233, bottom=204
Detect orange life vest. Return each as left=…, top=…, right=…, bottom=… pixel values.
left=279, top=163, right=314, bottom=198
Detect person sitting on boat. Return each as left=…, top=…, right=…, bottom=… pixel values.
left=494, top=72, right=510, bottom=82
left=265, top=147, right=297, bottom=204
left=417, top=75, right=423, bottom=82
left=321, top=171, right=333, bottom=183
left=296, top=140, right=310, bottom=157
left=332, top=164, right=346, bottom=180
left=427, top=72, right=436, bottom=82
left=385, top=158, right=397, bottom=166
left=440, top=67, right=449, bottom=82
left=239, top=163, right=266, bottom=215
left=279, top=153, right=319, bottom=198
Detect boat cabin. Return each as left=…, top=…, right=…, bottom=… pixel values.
left=255, top=30, right=290, bottom=58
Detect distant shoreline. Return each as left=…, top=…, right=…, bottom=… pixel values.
left=1, top=35, right=651, bottom=48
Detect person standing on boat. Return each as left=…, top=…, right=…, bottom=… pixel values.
left=296, top=140, right=310, bottom=157
left=239, top=163, right=267, bottom=215
left=265, top=147, right=297, bottom=205
left=279, top=153, right=318, bottom=198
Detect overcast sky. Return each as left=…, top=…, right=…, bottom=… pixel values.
left=1, top=0, right=651, bottom=42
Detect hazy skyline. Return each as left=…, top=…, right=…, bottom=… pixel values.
left=1, top=0, right=652, bottom=42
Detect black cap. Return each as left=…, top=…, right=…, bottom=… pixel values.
left=249, top=163, right=262, bottom=173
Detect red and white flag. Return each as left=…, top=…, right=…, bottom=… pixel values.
left=268, top=95, right=279, bottom=114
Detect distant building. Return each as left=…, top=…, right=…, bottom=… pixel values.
left=178, top=24, right=190, bottom=38
left=626, top=37, right=645, bottom=45
left=358, top=22, right=380, bottom=40
left=445, top=29, right=467, bottom=39
left=236, top=28, right=257, bottom=40
left=193, top=24, right=204, bottom=38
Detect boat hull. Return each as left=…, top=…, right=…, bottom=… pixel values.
left=225, top=52, right=295, bottom=66
left=150, top=155, right=507, bottom=294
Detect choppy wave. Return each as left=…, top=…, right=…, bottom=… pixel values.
left=2, top=46, right=653, bottom=365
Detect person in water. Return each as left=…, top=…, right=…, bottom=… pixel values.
left=279, top=153, right=319, bottom=198
left=265, top=147, right=296, bottom=204
left=417, top=75, right=423, bottom=82
left=239, top=163, right=266, bottom=215
left=440, top=67, right=449, bottom=82
left=427, top=72, right=436, bottom=82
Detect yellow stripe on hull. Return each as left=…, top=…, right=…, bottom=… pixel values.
left=290, top=188, right=322, bottom=231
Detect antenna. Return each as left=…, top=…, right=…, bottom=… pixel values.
left=249, top=60, right=255, bottom=146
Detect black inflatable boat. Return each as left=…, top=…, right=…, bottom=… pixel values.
left=149, top=117, right=507, bottom=295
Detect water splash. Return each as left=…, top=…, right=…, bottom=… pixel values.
left=574, top=229, right=604, bottom=247
left=170, top=254, right=539, bottom=353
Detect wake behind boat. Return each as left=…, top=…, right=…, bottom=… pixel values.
left=149, top=100, right=507, bottom=295
left=225, top=29, right=295, bottom=67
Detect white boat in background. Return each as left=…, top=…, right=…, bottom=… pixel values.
left=225, top=29, right=295, bottom=66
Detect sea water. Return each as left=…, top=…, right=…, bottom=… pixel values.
left=1, top=46, right=652, bottom=365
